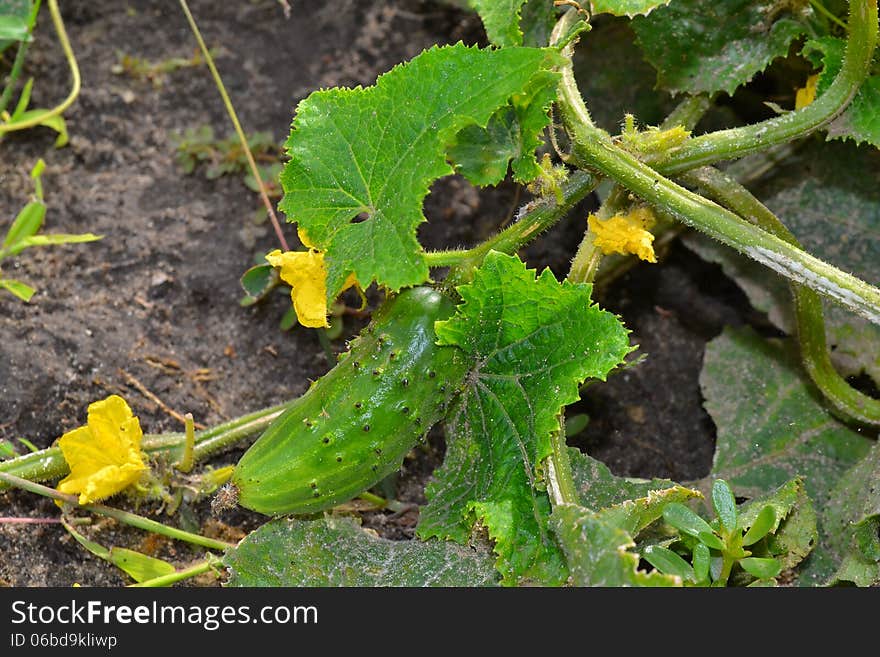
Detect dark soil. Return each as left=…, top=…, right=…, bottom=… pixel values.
left=1, top=0, right=756, bottom=586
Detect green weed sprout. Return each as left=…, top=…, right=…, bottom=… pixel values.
left=644, top=479, right=783, bottom=586
left=0, top=159, right=102, bottom=302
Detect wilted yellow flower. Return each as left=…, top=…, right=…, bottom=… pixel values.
left=795, top=74, right=819, bottom=109
left=57, top=395, right=147, bottom=505
left=588, top=207, right=657, bottom=263
left=266, top=228, right=358, bottom=328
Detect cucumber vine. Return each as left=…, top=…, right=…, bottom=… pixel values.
left=3, top=0, right=880, bottom=587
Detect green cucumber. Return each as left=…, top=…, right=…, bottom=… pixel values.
left=231, top=286, right=468, bottom=516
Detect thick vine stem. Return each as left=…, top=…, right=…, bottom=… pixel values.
left=681, top=166, right=880, bottom=428
left=444, top=170, right=597, bottom=286
left=566, top=122, right=880, bottom=327
left=0, top=401, right=293, bottom=490
left=651, top=0, right=878, bottom=174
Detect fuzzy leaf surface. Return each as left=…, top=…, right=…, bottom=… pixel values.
left=824, top=442, right=880, bottom=586
left=736, top=477, right=817, bottom=572
left=417, top=251, right=632, bottom=584
left=224, top=516, right=499, bottom=587
left=701, top=327, right=874, bottom=585
left=632, top=0, right=807, bottom=95
left=448, top=67, right=558, bottom=185
left=279, top=44, right=562, bottom=302
left=550, top=476, right=699, bottom=587
left=568, top=446, right=677, bottom=510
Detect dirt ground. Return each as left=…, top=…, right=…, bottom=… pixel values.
left=0, top=0, right=758, bottom=586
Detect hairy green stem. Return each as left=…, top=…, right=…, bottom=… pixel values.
left=661, top=94, right=714, bottom=132
left=0, top=401, right=292, bottom=490
left=0, top=0, right=79, bottom=135
left=546, top=423, right=579, bottom=506
left=564, top=120, right=880, bottom=325
left=0, top=472, right=232, bottom=551
left=651, top=0, right=877, bottom=174
left=445, top=170, right=597, bottom=286
left=681, top=166, right=880, bottom=427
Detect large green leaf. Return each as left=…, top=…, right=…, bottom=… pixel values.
left=802, top=36, right=880, bottom=148
left=551, top=505, right=679, bottom=586
left=824, top=442, right=880, bottom=586
left=224, top=516, right=499, bottom=587
left=279, top=44, right=562, bottom=303
left=684, top=139, right=880, bottom=386
left=448, top=68, right=558, bottom=185
left=737, top=477, right=817, bottom=572
left=568, top=446, right=678, bottom=510
left=550, top=478, right=699, bottom=587
left=700, top=327, right=874, bottom=585
left=631, top=0, right=808, bottom=95
left=417, top=251, right=632, bottom=584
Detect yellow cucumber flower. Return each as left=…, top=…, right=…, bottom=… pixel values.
left=795, top=74, right=819, bottom=109
left=266, top=228, right=358, bottom=328
left=57, top=395, right=148, bottom=505
left=588, top=207, right=657, bottom=263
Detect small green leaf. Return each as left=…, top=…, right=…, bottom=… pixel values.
left=711, top=479, right=737, bottom=534
left=0, top=278, right=35, bottom=301
left=631, top=0, right=808, bottom=95
left=692, top=543, right=710, bottom=583
left=697, top=530, right=725, bottom=552
left=643, top=545, right=695, bottom=581
left=662, top=503, right=715, bottom=539
left=742, top=506, right=777, bottom=546
left=739, top=557, right=782, bottom=580
left=0, top=15, right=29, bottom=42
left=0, top=440, right=17, bottom=459
left=10, top=77, right=33, bottom=121
left=418, top=251, right=632, bottom=584
left=5, top=108, right=69, bottom=148
left=16, top=437, right=38, bottom=453
left=279, top=44, right=562, bottom=303
left=224, top=516, right=499, bottom=587
left=3, top=201, right=45, bottom=250
left=6, top=232, right=102, bottom=256
left=239, top=263, right=279, bottom=305
left=564, top=413, right=589, bottom=437
left=108, top=548, right=176, bottom=583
